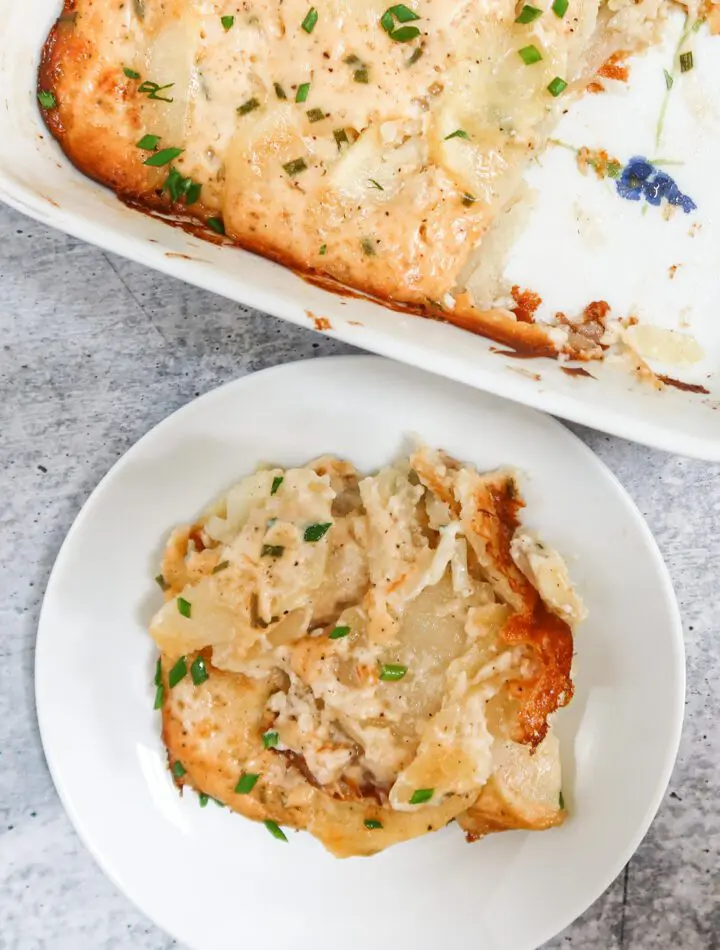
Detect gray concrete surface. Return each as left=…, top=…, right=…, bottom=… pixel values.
left=0, top=201, right=718, bottom=949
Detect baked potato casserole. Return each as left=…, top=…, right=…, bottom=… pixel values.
left=149, top=445, right=585, bottom=856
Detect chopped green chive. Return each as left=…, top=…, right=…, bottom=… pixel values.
left=123, top=67, right=141, bottom=79
left=515, top=4, right=543, bottom=22
left=354, top=67, right=369, bottom=83
left=138, top=80, right=174, bottom=102
left=329, top=625, right=351, bottom=639
left=319, top=244, right=327, bottom=255
left=388, top=25, right=420, bottom=41
left=238, top=97, right=260, bottom=115
left=136, top=133, right=160, bottom=150
left=261, top=544, right=285, bottom=557
left=679, top=51, right=693, bottom=72
left=155, top=574, right=169, bottom=591
left=461, top=193, right=477, bottom=206
left=220, top=14, right=234, bottom=30
left=379, top=663, right=408, bottom=681
left=559, top=790, right=565, bottom=809
left=663, top=68, right=674, bottom=90
left=153, top=683, right=164, bottom=709
left=295, top=82, right=310, bottom=103
left=383, top=4, right=420, bottom=24
left=37, top=90, right=57, bottom=109
left=409, top=787, right=434, bottom=805
left=518, top=44, right=543, bottom=65
left=144, top=146, right=183, bottom=167
left=344, top=53, right=362, bottom=65
left=306, top=107, right=325, bottom=122
left=207, top=217, right=225, bottom=235
left=199, top=792, right=209, bottom=807
left=283, top=157, right=308, bottom=176
left=172, top=761, right=187, bottom=778
left=177, top=597, right=192, bottom=618
left=235, top=772, right=260, bottom=794
left=271, top=475, right=284, bottom=494
left=444, top=129, right=469, bottom=140
left=333, top=128, right=349, bottom=148
left=212, top=560, right=230, bottom=574
left=301, top=7, right=318, bottom=32
left=185, top=181, right=201, bottom=205
left=191, top=656, right=209, bottom=685
left=368, top=178, right=384, bottom=190
left=364, top=818, right=383, bottom=829
left=406, top=46, right=424, bottom=66
left=547, top=76, right=568, bottom=96
left=274, top=82, right=287, bottom=99
left=304, top=522, right=332, bottom=542
left=154, top=657, right=162, bottom=687
left=264, top=819, right=288, bottom=841
left=263, top=730, right=279, bottom=748
left=168, top=656, right=188, bottom=688
left=607, top=160, right=622, bottom=179
left=552, top=0, right=569, bottom=15
left=361, top=237, right=376, bottom=255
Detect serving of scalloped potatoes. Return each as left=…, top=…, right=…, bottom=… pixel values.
left=149, top=445, right=585, bottom=857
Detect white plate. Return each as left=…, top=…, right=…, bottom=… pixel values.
left=2, top=5, right=720, bottom=457
left=36, top=356, right=684, bottom=950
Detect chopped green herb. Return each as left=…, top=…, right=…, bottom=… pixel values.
left=360, top=237, right=376, bottom=256
left=136, top=133, right=160, bottom=150
left=384, top=4, right=420, bottom=24
left=144, top=146, right=183, bottom=167
left=379, top=663, right=408, bottom=681
left=444, top=129, right=469, bottom=140
left=306, top=107, right=325, bottom=122
left=220, top=14, right=234, bottom=30
left=304, top=522, right=332, bottom=542
left=679, top=51, right=693, bottom=72
left=153, top=683, right=164, bottom=709
left=319, top=244, right=327, bottom=254
left=264, top=819, right=288, bottom=841
left=261, top=544, right=285, bottom=557
left=37, top=90, right=57, bottom=109
left=406, top=46, right=424, bottom=66
left=388, top=25, right=420, bottom=41
left=238, top=97, right=260, bottom=115
left=207, top=217, right=225, bottom=235
left=235, top=772, right=260, bottom=794
left=271, top=475, right=284, bottom=494
left=364, top=818, right=383, bottom=829
left=607, top=160, right=622, bottom=179
left=283, top=157, right=308, bottom=176
left=212, top=560, right=230, bottom=573
left=154, top=657, right=162, bottom=687
left=409, top=787, right=434, bottom=805
left=329, top=625, right=351, bottom=639
left=199, top=792, right=209, bottom=807
left=515, top=4, right=542, bottom=23
left=138, top=80, right=174, bottom=102
left=552, top=0, right=569, bottom=16
left=184, top=180, right=201, bottom=205
left=295, top=82, right=311, bottom=103
left=518, top=44, right=543, bottom=65
left=301, top=6, right=318, bottom=32
left=177, top=596, right=192, bottom=618
left=559, top=790, right=565, bottom=809
left=191, top=656, right=209, bottom=685
left=547, top=76, right=568, bottom=96
left=263, top=730, right=279, bottom=748
left=461, top=193, right=477, bottom=206
left=168, top=656, right=188, bottom=688
left=123, top=67, right=141, bottom=79
left=354, top=67, right=369, bottom=83
left=155, top=574, right=169, bottom=591
left=368, top=178, right=384, bottom=190
left=172, top=761, right=187, bottom=778
left=664, top=68, right=674, bottom=90
left=333, top=128, right=349, bottom=148
left=274, top=82, right=287, bottom=99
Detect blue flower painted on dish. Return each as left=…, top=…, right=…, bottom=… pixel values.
left=616, top=157, right=696, bottom=214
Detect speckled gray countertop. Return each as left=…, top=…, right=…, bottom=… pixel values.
left=0, top=201, right=718, bottom=950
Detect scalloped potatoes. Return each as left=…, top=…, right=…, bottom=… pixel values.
left=150, top=446, right=585, bottom=856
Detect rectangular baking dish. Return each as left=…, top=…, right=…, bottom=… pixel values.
left=3, top=1, right=719, bottom=458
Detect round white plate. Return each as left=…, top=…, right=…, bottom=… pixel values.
left=36, top=356, right=684, bottom=950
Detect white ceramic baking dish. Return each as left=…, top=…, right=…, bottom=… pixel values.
left=2, top=3, right=719, bottom=457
